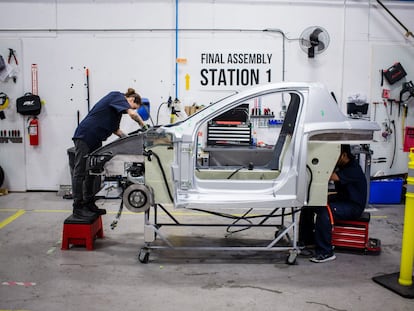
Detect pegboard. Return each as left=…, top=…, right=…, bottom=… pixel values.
left=370, top=44, right=414, bottom=176
left=0, top=39, right=25, bottom=191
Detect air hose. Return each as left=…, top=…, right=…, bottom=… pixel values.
left=390, top=120, right=397, bottom=169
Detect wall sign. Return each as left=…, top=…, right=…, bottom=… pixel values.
left=199, top=52, right=274, bottom=88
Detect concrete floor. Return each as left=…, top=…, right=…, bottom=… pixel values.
left=0, top=191, right=413, bottom=311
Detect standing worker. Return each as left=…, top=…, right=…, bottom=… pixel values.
left=71, top=88, right=146, bottom=219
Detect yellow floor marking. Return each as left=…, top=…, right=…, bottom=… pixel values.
left=0, top=209, right=26, bottom=229
left=33, top=209, right=71, bottom=213
left=0, top=208, right=390, bottom=219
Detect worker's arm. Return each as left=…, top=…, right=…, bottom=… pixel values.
left=127, top=108, right=145, bottom=127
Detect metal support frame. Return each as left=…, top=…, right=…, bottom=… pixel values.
left=138, top=204, right=301, bottom=264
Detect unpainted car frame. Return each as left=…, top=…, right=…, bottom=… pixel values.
left=88, top=82, right=380, bottom=264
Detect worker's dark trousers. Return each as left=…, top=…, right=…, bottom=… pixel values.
left=314, top=202, right=364, bottom=256
left=299, top=207, right=316, bottom=246
left=72, top=139, right=95, bottom=207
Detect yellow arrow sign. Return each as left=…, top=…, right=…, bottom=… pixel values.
left=185, top=74, right=190, bottom=91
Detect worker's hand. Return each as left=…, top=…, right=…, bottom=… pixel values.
left=142, top=124, right=149, bottom=131
left=330, top=172, right=340, bottom=182
left=119, top=132, right=128, bottom=138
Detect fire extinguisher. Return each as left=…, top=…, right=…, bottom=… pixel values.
left=28, top=116, right=39, bottom=146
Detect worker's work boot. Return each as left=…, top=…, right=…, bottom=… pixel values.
left=84, top=200, right=107, bottom=215
left=72, top=202, right=98, bottom=220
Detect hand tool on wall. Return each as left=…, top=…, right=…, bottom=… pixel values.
left=31, top=64, right=38, bottom=95
left=0, top=54, right=6, bottom=71
left=85, top=67, right=90, bottom=112
left=380, top=99, right=397, bottom=168
left=399, top=81, right=414, bottom=141
left=372, top=101, right=380, bottom=121
left=7, top=49, right=18, bottom=83
left=7, top=48, right=18, bottom=65
left=0, top=92, right=9, bottom=120
left=387, top=99, right=398, bottom=116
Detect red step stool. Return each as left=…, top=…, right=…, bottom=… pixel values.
left=332, top=211, right=381, bottom=253
left=61, top=214, right=104, bottom=250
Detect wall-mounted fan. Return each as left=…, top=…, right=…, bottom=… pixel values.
left=299, top=26, right=330, bottom=58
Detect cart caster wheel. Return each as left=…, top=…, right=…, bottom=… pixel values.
left=138, top=248, right=149, bottom=264
left=286, top=250, right=297, bottom=265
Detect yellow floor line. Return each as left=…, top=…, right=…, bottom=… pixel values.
left=0, top=208, right=390, bottom=219
left=0, top=209, right=26, bottom=229
left=33, top=209, right=71, bottom=213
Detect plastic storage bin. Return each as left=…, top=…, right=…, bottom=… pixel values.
left=369, top=178, right=403, bottom=204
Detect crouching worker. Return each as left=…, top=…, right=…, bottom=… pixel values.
left=299, top=144, right=367, bottom=263
left=71, top=88, right=146, bottom=220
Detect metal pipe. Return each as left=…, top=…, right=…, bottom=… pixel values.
left=263, top=29, right=287, bottom=82
left=175, top=0, right=179, bottom=99
left=375, top=0, right=413, bottom=38
left=1, top=27, right=289, bottom=95
left=0, top=28, right=276, bottom=33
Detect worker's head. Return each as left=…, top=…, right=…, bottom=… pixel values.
left=125, top=88, right=142, bottom=109
left=337, top=144, right=354, bottom=167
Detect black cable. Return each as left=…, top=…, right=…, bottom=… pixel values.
left=227, top=166, right=246, bottom=179
left=390, top=120, right=396, bottom=169
left=146, top=150, right=174, bottom=202
left=156, top=102, right=168, bottom=126
left=225, top=208, right=254, bottom=235
left=189, top=207, right=244, bottom=220
left=189, top=206, right=302, bottom=221
left=146, top=149, right=303, bottom=223
left=306, top=164, right=313, bottom=204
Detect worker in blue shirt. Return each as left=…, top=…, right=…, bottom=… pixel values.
left=71, top=88, right=146, bottom=219
left=299, top=144, right=367, bottom=263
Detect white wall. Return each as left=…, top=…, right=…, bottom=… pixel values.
left=0, top=0, right=413, bottom=191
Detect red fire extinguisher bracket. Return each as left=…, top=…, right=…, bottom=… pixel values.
left=28, top=116, right=39, bottom=146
